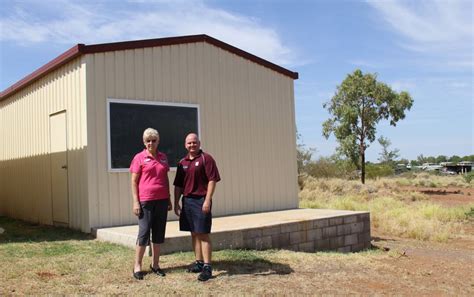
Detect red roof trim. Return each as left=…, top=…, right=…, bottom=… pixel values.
left=202, top=35, right=298, bottom=80
left=1, top=34, right=298, bottom=100
left=1, top=44, right=85, bottom=99
left=80, top=35, right=206, bottom=53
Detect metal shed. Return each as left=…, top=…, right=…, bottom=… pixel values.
left=0, top=34, right=299, bottom=232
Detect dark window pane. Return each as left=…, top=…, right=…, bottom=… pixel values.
left=109, top=102, right=198, bottom=168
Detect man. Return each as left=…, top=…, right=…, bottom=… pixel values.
left=173, top=133, right=220, bottom=282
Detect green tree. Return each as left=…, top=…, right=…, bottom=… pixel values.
left=377, top=136, right=400, bottom=166
left=296, top=131, right=315, bottom=175
left=435, top=155, right=448, bottom=163
left=322, top=69, right=413, bottom=184
left=449, top=155, right=461, bottom=163
left=297, top=144, right=314, bottom=175
left=426, top=156, right=437, bottom=163
left=462, top=155, right=474, bottom=162
left=417, top=154, right=427, bottom=164
left=399, top=158, right=409, bottom=165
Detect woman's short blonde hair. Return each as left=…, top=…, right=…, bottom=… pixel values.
left=143, top=128, right=159, bottom=140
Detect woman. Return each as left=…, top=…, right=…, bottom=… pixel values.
left=130, top=128, right=172, bottom=280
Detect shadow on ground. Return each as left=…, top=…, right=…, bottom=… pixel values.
left=215, top=259, right=293, bottom=276
left=0, top=216, right=93, bottom=243
left=166, top=259, right=293, bottom=277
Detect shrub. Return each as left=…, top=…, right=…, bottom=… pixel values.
left=304, top=157, right=356, bottom=179
left=463, top=171, right=474, bottom=184
left=365, top=163, right=394, bottom=179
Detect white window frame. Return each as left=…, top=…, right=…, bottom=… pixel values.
left=106, top=98, right=201, bottom=172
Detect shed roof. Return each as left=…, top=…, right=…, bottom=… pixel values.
left=1, top=34, right=298, bottom=100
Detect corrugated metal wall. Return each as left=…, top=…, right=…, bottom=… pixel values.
left=0, top=59, right=89, bottom=231
left=85, top=42, right=298, bottom=229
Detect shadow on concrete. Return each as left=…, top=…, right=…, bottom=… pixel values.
left=0, top=216, right=93, bottom=243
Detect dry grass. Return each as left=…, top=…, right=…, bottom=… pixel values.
left=2, top=221, right=472, bottom=295
left=393, top=172, right=471, bottom=188
left=299, top=174, right=473, bottom=242
left=1, top=184, right=473, bottom=296
left=0, top=216, right=387, bottom=295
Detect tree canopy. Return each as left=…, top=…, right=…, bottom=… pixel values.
left=322, top=69, right=413, bottom=183
left=378, top=136, right=400, bottom=165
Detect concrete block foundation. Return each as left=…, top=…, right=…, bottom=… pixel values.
left=95, top=209, right=371, bottom=254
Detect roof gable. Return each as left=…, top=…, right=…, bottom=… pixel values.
left=1, top=34, right=298, bottom=100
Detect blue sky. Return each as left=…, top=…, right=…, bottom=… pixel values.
left=1, top=0, right=473, bottom=161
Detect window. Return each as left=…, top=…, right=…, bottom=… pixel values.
left=107, top=99, right=199, bottom=171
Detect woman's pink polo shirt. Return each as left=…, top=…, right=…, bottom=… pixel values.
left=130, top=149, right=170, bottom=201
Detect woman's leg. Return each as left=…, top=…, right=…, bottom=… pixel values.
left=135, top=201, right=151, bottom=273
left=151, top=199, right=168, bottom=269
left=134, top=245, right=146, bottom=272
left=151, top=243, right=161, bottom=268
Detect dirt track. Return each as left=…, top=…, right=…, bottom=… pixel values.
left=407, top=186, right=474, bottom=207
left=366, top=187, right=474, bottom=295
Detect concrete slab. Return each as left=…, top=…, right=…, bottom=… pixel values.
left=95, top=208, right=371, bottom=254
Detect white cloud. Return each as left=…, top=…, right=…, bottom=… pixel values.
left=447, top=81, right=470, bottom=89
left=349, top=59, right=379, bottom=69
left=0, top=0, right=298, bottom=66
left=388, top=80, right=416, bottom=92
left=367, top=0, right=473, bottom=69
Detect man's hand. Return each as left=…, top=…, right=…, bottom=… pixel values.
left=133, top=201, right=141, bottom=216
left=202, top=199, right=211, bottom=214
left=174, top=203, right=181, bottom=217
left=174, top=187, right=183, bottom=217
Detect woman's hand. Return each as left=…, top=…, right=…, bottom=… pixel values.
left=167, top=199, right=173, bottom=211
left=133, top=201, right=141, bottom=216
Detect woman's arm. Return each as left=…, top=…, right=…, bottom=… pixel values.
left=131, top=173, right=141, bottom=216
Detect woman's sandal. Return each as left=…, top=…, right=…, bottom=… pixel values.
left=150, top=265, right=166, bottom=277
left=133, top=270, right=144, bottom=280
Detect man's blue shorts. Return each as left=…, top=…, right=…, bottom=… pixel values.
left=180, top=196, right=212, bottom=234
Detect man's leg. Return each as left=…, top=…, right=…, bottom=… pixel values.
left=196, top=233, right=213, bottom=281
left=192, top=232, right=203, bottom=261
left=187, top=232, right=204, bottom=273
left=197, top=233, right=212, bottom=264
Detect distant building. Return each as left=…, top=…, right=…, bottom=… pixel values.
left=421, top=163, right=442, bottom=171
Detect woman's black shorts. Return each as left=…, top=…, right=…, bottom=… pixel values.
left=180, top=196, right=212, bottom=234
left=136, top=199, right=169, bottom=246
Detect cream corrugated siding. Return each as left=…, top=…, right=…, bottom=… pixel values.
left=85, top=42, right=298, bottom=229
left=0, top=58, right=89, bottom=231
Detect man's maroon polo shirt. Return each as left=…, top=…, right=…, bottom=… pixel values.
left=173, top=150, right=221, bottom=197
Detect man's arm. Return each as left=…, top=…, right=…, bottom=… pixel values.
left=174, top=186, right=183, bottom=217
left=131, top=173, right=141, bottom=216
left=202, top=180, right=216, bottom=214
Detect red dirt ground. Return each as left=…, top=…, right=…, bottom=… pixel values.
left=407, top=186, right=474, bottom=207
left=367, top=186, right=473, bottom=295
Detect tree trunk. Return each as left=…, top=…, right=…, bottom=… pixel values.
left=360, top=144, right=366, bottom=184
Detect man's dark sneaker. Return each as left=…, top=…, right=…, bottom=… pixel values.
left=197, top=265, right=212, bottom=282
left=187, top=261, right=204, bottom=273
left=150, top=265, right=166, bottom=277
